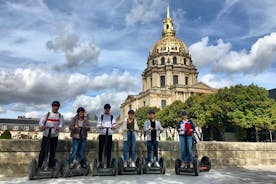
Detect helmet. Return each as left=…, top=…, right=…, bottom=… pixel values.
left=51, top=100, right=60, bottom=107
left=104, top=104, right=111, bottom=109
left=128, top=109, right=135, bottom=114
left=77, top=107, right=85, bottom=113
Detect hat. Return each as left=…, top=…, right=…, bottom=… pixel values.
left=128, top=109, right=135, bottom=114
left=51, top=100, right=60, bottom=107
left=104, top=104, right=111, bottom=109
left=181, top=111, right=188, bottom=116
left=77, top=107, right=85, bottom=113
left=148, top=109, right=155, bottom=114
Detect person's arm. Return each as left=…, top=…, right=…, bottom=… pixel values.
left=144, top=120, right=150, bottom=132
left=69, top=117, right=76, bottom=131
left=157, top=121, right=164, bottom=131
left=190, top=120, right=196, bottom=131
left=111, top=117, right=117, bottom=129
left=96, top=115, right=103, bottom=129
left=85, top=119, right=91, bottom=131
left=39, top=114, right=47, bottom=130
left=122, top=120, right=127, bottom=131
left=177, top=122, right=181, bottom=132
left=134, top=119, right=140, bottom=132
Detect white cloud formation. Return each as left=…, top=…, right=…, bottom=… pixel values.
left=201, top=74, right=233, bottom=89
left=72, top=92, right=129, bottom=119
left=189, top=33, right=276, bottom=74
left=125, top=0, right=165, bottom=27
left=24, top=111, right=43, bottom=119
left=46, top=24, right=100, bottom=68
left=0, top=106, right=6, bottom=114
left=0, top=68, right=140, bottom=105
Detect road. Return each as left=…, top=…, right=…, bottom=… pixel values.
left=0, top=167, right=275, bottom=184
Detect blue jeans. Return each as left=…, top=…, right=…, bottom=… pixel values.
left=146, top=141, right=159, bottom=162
left=179, top=136, right=193, bottom=162
left=67, top=138, right=87, bottom=164
left=124, top=131, right=136, bottom=161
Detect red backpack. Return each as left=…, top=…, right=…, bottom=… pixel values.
left=185, top=122, right=193, bottom=136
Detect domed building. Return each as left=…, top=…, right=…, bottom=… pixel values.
left=120, top=4, right=216, bottom=120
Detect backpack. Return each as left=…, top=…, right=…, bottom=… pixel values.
left=44, top=112, right=61, bottom=126
left=100, top=114, right=113, bottom=124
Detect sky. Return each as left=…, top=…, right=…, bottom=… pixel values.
left=0, top=0, right=276, bottom=120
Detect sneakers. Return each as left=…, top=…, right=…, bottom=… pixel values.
left=123, top=161, right=128, bottom=168
left=181, top=162, right=186, bottom=168
left=155, top=161, right=160, bottom=167
left=147, top=162, right=151, bottom=167
left=189, top=162, right=193, bottom=169
left=98, top=162, right=103, bottom=168
left=130, top=161, right=136, bottom=168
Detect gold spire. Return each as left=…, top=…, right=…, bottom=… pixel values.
left=162, top=2, right=175, bottom=37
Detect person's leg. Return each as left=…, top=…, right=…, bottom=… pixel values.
left=106, top=135, right=112, bottom=168
left=179, top=136, right=185, bottom=161
left=146, top=141, right=152, bottom=162
left=67, top=139, right=78, bottom=164
left=38, top=136, right=47, bottom=168
left=153, top=141, right=159, bottom=161
left=131, top=133, right=136, bottom=161
left=187, top=136, right=193, bottom=167
left=98, top=135, right=105, bottom=164
left=49, top=137, right=58, bottom=168
left=78, top=138, right=87, bottom=163
left=123, top=140, right=129, bottom=161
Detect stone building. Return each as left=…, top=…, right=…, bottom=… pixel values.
left=120, top=4, right=216, bottom=120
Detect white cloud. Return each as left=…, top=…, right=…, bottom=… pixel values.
left=201, top=74, right=233, bottom=89
left=190, top=33, right=276, bottom=74
left=24, top=111, right=43, bottom=119
left=189, top=37, right=231, bottom=67
left=46, top=23, right=100, bottom=68
left=0, top=106, right=6, bottom=114
left=0, top=68, right=140, bottom=106
left=125, top=0, right=165, bottom=27
left=73, top=92, right=129, bottom=119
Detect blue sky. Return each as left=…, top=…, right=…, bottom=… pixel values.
left=0, top=0, right=275, bottom=119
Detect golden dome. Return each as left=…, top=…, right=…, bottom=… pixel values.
left=149, top=4, right=189, bottom=59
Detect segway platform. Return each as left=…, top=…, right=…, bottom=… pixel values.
left=143, top=157, right=166, bottom=174
left=118, top=157, right=142, bottom=175
left=175, top=158, right=199, bottom=176
left=28, top=159, right=60, bottom=180
left=92, top=158, right=117, bottom=176
left=62, top=158, right=90, bottom=177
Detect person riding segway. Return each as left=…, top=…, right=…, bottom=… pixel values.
left=118, top=110, right=142, bottom=175
left=143, top=109, right=166, bottom=174
left=28, top=101, right=64, bottom=180
left=62, top=107, right=91, bottom=177
left=93, top=104, right=117, bottom=176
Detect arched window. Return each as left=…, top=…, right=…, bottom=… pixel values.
left=167, top=24, right=169, bottom=29
left=173, top=57, right=177, bottom=64
left=161, top=57, right=165, bottom=65
left=184, top=58, right=186, bottom=65
left=152, top=60, right=155, bottom=65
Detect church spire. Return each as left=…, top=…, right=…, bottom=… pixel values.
left=162, top=2, right=175, bottom=37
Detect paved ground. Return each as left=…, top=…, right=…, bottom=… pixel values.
left=0, top=167, right=275, bottom=184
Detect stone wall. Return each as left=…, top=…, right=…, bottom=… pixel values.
left=0, top=140, right=275, bottom=177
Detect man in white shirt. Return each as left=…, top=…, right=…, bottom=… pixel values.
left=38, top=101, right=64, bottom=170
left=96, top=104, right=117, bottom=168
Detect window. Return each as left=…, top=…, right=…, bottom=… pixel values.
left=184, top=58, right=186, bottom=65
left=152, top=60, right=155, bottom=65
left=161, top=57, right=165, bottom=65
left=161, top=100, right=166, bottom=109
left=129, top=104, right=132, bottom=110
left=167, top=24, right=169, bottom=29
left=173, top=75, right=178, bottom=85
left=143, top=101, right=146, bottom=107
left=173, top=57, right=177, bottom=64
left=160, top=76, right=166, bottom=87
left=185, top=76, right=189, bottom=85
left=150, top=78, right=152, bottom=87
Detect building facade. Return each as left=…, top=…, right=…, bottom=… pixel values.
left=120, top=4, right=216, bottom=120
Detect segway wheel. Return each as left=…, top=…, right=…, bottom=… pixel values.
left=84, top=159, right=91, bottom=176
left=111, top=158, right=117, bottom=176
left=63, top=163, right=70, bottom=177
left=194, top=159, right=199, bottom=176
left=201, top=156, right=211, bottom=171
left=92, top=159, right=97, bottom=176
left=53, top=159, right=60, bottom=178
left=142, top=159, right=147, bottom=174
left=28, top=159, right=37, bottom=180
left=136, top=157, right=142, bottom=175
left=175, top=159, right=181, bottom=175
left=159, top=157, right=166, bottom=174
left=118, top=157, right=123, bottom=175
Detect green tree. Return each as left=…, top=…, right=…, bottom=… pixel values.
left=0, top=130, right=12, bottom=139
left=135, top=106, right=160, bottom=129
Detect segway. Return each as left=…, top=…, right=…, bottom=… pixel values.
left=92, top=127, right=117, bottom=176
left=61, top=140, right=90, bottom=177
left=143, top=131, right=166, bottom=174
left=118, top=130, right=142, bottom=175
left=175, top=130, right=211, bottom=176
left=28, top=128, right=60, bottom=180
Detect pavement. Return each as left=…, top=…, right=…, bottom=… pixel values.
left=0, top=167, right=275, bottom=184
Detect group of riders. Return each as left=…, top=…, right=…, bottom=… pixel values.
left=37, top=100, right=196, bottom=172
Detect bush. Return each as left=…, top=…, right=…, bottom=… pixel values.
left=0, top=130, right=12, bottom=139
